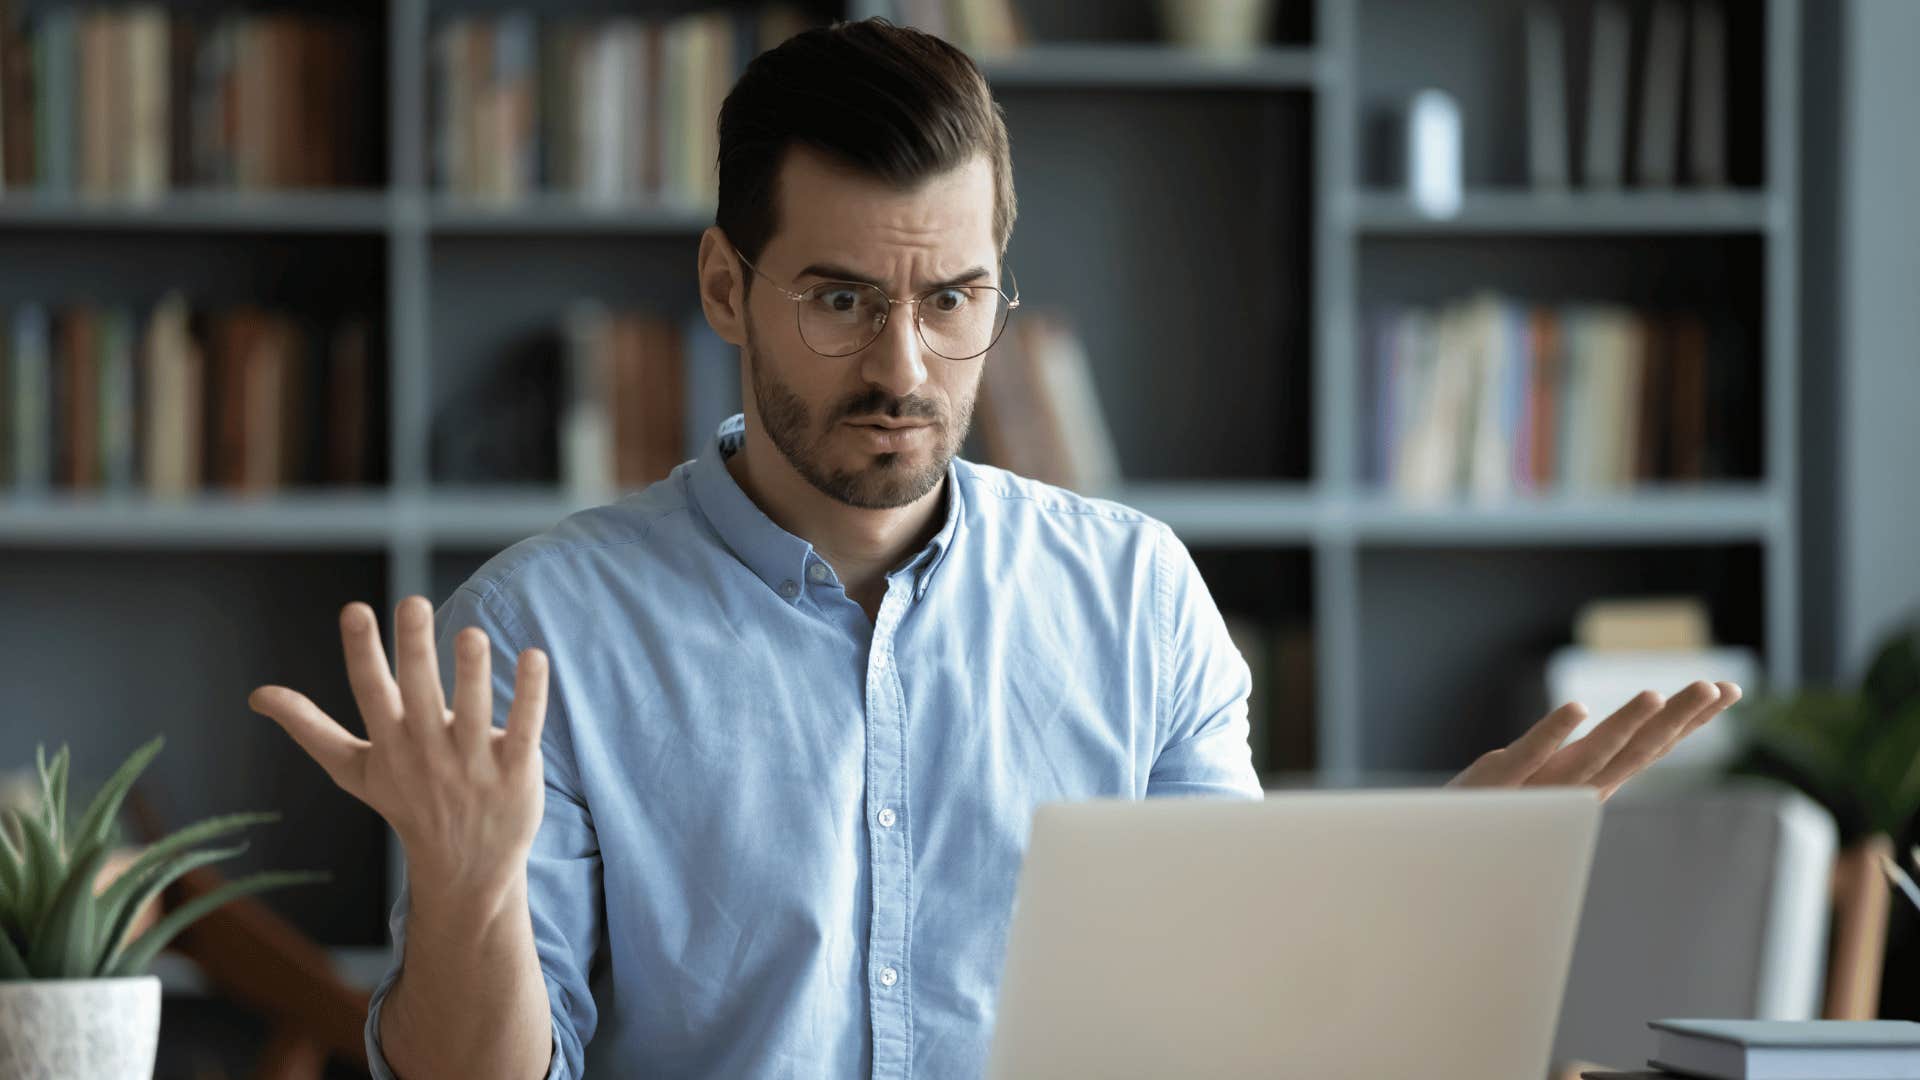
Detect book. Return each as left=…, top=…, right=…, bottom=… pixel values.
left=8, top=304, right=50, bottom=492
left=142, top=292, right=200, bottom=496
left=1649, top=1018, right=1920, bottom=1080
left=98, top=305, right=136, bottom=492
left=1574, top=595, right=1712, bottom=651
left=975, top=313, right=1120, bottom=495
left=1582, top=0, right=1630, bottom=188
left=1634, top=0, right=1684, bottom=186
left=0, top=0, right=33, bottom=190
left=1686, top=0, right=1728, bottom=186
left=324, top=318, right=370, bottom=487
left=1524, top=4, right=1570, bottom=188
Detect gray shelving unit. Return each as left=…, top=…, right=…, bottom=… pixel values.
left=0, top=0, right=1802, bottom=992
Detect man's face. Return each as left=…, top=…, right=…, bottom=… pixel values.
left=741, top=146, right=1000, bottom=510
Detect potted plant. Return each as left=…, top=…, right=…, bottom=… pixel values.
left=1727, top=617, right=1920, bottom=1017
left=0, top=736, right=323, bottom=1080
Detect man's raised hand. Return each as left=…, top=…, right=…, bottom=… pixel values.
left=247, top=596, right=549, bottom=897
left=1447, top=679, right=1741, bottom=802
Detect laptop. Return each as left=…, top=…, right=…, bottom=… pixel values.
left=985, top=787, right=1604, bottom=1080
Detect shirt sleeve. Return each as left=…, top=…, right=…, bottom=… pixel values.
left=1146, top=523, right=1265, bottom=800
left=363, top=582, right=606, bottom=1080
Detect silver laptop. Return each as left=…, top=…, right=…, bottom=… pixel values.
left=986, top=787, right=1604, bottom=1080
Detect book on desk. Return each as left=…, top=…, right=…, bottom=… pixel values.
left=1581, top=1018, right=1920, bottom=1080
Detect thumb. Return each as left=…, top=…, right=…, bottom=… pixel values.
left=250, top=685, right=372, bottom=801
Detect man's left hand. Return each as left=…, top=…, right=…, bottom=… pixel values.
left=1446, top=680, right=1741, bottom=802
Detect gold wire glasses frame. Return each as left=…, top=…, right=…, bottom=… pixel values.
left=732, top=245, right=1020, bottom=361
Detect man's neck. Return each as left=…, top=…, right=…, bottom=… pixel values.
left=725, top=421, right=946, bottom=612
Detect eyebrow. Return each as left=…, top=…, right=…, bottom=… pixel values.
left=796, top=262, right=995, bottom=292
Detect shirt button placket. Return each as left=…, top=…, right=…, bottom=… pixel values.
left=864, top=580, right=913, bottom=1077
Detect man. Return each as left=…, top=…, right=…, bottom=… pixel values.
left=248, top=18, right=1739, bottom=1080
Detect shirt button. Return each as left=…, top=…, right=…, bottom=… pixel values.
left=877, top=807, right=897, bottom=828
left=878, top=966, right=898, bottom=988
left=807, top=562, right=830, bottom=584
left=778, top=580, right=799, bottom=599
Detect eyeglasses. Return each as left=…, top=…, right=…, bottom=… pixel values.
left=732, top=245, right=1019, bottom=361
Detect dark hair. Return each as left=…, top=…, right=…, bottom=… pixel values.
left=716, top=18, right=1017, bottom=267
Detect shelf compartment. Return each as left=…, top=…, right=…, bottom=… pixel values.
left=0, top=547, right=394, bottom=947
left=1353, top=541, right=1766, bottom=772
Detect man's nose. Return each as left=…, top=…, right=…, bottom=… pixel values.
left=857, top=302, right=931, bottom=399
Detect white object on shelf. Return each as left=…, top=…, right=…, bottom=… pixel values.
left=1407, top=89, right=1463, bottom=218
left=1546, top=645, right=1762, bottom=770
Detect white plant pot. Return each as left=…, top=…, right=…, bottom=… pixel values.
left=0, top=976, right=161, bottom=1080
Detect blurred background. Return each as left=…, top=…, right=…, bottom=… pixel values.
left=0, top=0, right=1914, bottom=1076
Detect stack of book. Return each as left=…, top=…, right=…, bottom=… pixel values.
left=1581, top=1018, right=1920, bottom=1079
left=0, top=5, right=376, bottom=197
left=0, top=294, right=375, bottom=496
left=1526, top=0, right=1729, bottom=189
left=431, top=5, right=813, bottom=206
left=973, top=311, right=1120, bottom=496
left=1365, top=294, right=1756, bottom=501
left=560, top=303, right=684, bottom=498
left=557, top=304, right=742, bottom=500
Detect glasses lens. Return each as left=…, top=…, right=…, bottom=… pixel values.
left=797, top=282, right=889, bottom=357
left=917, top=287, right=1010, bottom=360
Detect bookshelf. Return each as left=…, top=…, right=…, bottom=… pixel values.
left=0, top=0, right=1802, bottom=1002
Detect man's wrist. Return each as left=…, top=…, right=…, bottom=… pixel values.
left=407, top=862, right=531, bottom=943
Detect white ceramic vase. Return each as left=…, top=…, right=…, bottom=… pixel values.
left=0, top=976, right=161, bottom=1080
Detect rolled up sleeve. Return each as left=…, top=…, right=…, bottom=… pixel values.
left=1146, top=523, right=1265, bottom=801
left=362, top=583, right=606, bottom=1079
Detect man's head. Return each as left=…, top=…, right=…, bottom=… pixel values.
left=698, top=18, right=1016, bottom=510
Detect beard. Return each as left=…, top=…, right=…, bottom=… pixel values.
left=745, top=314, right=970, bottom=510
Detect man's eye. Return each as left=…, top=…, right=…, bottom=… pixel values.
left=930, top=289, right=968, bottom=313
left=818, top=289, right=860, bottom=312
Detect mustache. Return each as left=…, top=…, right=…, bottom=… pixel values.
left=832, top=391, right=943, bottom=426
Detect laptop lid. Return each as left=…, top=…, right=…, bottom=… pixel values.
left=986, top=787, right=1603, bottom=1080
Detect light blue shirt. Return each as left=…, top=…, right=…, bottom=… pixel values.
left=364, top=414, right=1262, bottom=1079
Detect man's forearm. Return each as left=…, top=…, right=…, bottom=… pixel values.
left=380, top=873, right=555, bottom=1080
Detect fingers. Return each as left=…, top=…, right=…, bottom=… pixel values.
left=1526, top=689, right=1664, bottom=786
left=1497, top=701, right=1590, bottom=778
left=1661, top=680, right=1741, bottom=754
left=339, top=602, right=403, bottom=733
left=393, top=595, right=449, bottom=732
left=1584, top=681, right=1724, bottom=796
left=503, top=648, right=549, bottom=768
left=1590, top=681, right=1743, bottom=797
left=450, top=627, right=494, bottom=758
left=248, top=685, right=370, bottom=799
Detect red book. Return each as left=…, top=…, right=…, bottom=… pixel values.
left=1527, top=308, right=1560, bottom=490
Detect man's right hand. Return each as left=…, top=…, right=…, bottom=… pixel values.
left=248, top=595, right=550, bottom=900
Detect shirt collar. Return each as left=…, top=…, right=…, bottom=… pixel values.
left=687, top=414, right=963, bottom=604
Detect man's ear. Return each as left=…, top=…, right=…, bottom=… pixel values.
left=697, top=226, right=748, bottom=347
